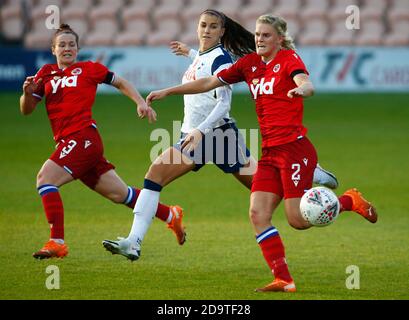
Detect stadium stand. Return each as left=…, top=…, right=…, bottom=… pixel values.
left=179, top=17, right=201, bottom=46
left=297, top=18, right=329, bottom=46
left=115, top=16, right=150, bottom=46
left=145, top=17, right=182, bottom=46
left=1, top=0, right=26, bottom=42
left=300, top=0, right=329, bottom=21
left=181, top=0, right=215, bottom=21
left=212, top=0, right=242, bottom=21
left=122, top=0, right=154, bottom=20
left=326, top=17, right=356, bottom=46
left=328, top=0, right=360, bottom=20
left=0, top=0, right=408, bottom=48
left=354, top=19, right=385, bottom=46
left=360, top=0, right=386, bottom=20
left=273, top=0, right=301, bottom=20
left=384, top=19, right=409, bottom=46
left=388, top=0, right=409, bottom=22
left=239, top=0, right=273, bottom=22
left=152, top=0, right=183, bottom=20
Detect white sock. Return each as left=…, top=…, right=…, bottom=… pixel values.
left=127, top=189, right=160, bottom=245
left=50, top=238, right=64, bottom=244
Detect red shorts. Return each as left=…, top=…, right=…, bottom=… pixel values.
left=251, top=137, right=318, bottom=199
left=50, top=126, right=115, bottom=189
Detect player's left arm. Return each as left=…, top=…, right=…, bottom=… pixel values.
left=111, top=75, right=156, bottom=123
left=181, top=86, right=232, bottom=153
left=287, top=73, right=315, bottom=98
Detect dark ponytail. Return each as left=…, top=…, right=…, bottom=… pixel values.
left=51, top=23, right=79, bottom=48
left=201, top=9, right=255, bottom=57
left=222, top=15, right=255, bottom=57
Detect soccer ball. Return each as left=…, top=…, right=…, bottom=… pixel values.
left=300, top=187, right=340, bottom=227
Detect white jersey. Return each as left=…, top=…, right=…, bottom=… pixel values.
left=181, top=44, right=233, bottom=134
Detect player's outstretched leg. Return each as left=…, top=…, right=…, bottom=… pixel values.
left=102, top=237, right=140, bottom=261
left=339, top=188, right=378, bottom=223
left=123, top=187, right=186, bottom=245
left=313, top=163, right=339, bottom=189
left=104, top=179, right=162, bottom=261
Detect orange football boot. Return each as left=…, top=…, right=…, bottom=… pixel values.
left=167, top=206, right=186, bottom=245
left=33, top=240, right=68, bottom=259
left=255, top=278, right=297, bottom=293
left=343, top=188, right=378, bottom=223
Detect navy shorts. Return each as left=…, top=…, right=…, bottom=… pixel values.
left=173, top=122, right=250, bottom=173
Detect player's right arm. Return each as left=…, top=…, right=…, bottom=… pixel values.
left=19, top=76, right=42, bottom=115
left=146, top=75, right=224, bottom=106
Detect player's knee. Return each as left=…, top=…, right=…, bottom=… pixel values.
left=36, top=170, right=47, bottom=187
left=109, top=192, right=125, bottom=204
left=288, top=217, right=310, bottom=230
left=145, top=163, right=165, bottom=186
left=249, top=207, right=271, bottom=227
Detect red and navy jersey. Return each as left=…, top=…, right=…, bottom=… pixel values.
left=33, top=61, right=114, bottom=141
left=217, top=49, right=309, bottom=148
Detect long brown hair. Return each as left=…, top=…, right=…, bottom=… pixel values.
left=51, top=24, right=79, bottom=49
left=201, top=9, right=255, bottom=57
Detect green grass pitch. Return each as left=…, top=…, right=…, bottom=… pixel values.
left=0, top=92, right=408, bottom=300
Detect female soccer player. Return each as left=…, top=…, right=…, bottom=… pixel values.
left=102, top=10, right=338, bottom=261
left=145, top=14, right=378, bottom=292
left=20, top=24, right=185, bottom=260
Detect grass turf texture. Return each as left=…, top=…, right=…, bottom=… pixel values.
left=0, top=92, right=408, bottom=300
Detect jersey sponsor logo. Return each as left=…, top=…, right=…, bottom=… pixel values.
left=273, top=64, right=280, bottom=73
left=59, top=140, right=77, bottom=159
left=250, top=77, right=275, bottom=99
left=50, top=75, right=78, bottom=94
left=252, top=66, right=257, bottom=72
left=303, top=158, right=308, bottom=166
left=71, top=68, right=82, bottom=75
left=184, top=60, right=199, bottom=81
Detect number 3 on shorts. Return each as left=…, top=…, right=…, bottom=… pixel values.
left=59, top=140, right=77, bottom=159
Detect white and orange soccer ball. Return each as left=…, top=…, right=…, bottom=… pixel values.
left=300, top=187, right=340, bottom=227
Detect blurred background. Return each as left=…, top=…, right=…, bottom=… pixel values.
left=1, top=0, right=409, bottom=92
